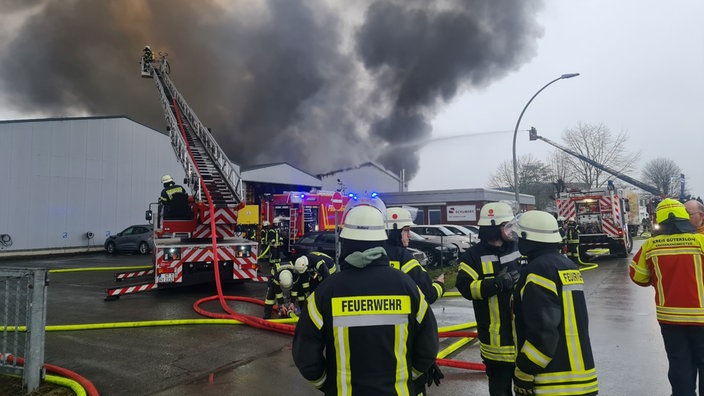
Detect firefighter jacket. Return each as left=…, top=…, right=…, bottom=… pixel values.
left=292, top=254, right=439, bottom=396
left=629, top=232, right=704, bottom=325
left=267, top=228, right=283, bottom=248
left=455, top=241, right=521, bottom=363
left=513, top=248, right=598, bottom=395
left=159, top=183, right=186, bottom=204
left=386, top=245, right=444, bottom=304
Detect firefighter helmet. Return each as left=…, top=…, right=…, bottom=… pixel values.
left=386, top=207, right=415, bottom=230
left=294, top=256, right=308, bottom=274
left=262, top=220, right=270, bottom=227
left=477, top=202, right=515, bottom=226
left=161, top=174, right=173, bottom=184
left=511, top=210, right=562, bottom=243
left=278, top=269, right=293, bottom=290
left=656, top=198, right=689, bottom=224
left=341, top=205, right=387, bottom=241
left=144, top=45, right=151, bottom=51
left=273, top=217, right=282, bottom=225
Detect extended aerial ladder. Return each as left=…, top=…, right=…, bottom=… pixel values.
left=105, top=51, right=265, bottom=299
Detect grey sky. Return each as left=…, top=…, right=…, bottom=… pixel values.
left=410, top=0, right=704, bottom=197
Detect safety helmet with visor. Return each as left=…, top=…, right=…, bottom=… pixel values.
left=161, top=174, right=173, bottom=184
left=504, top=210, right=562, bottom=243
left=340, top=196, right=388, bottom=241
left=477, top=202, right=515, bottom=226
left=278, top=269, right=294, bottom=290
left=294, top=256, right=309, bottom=274
left=386, top=207, right=415, bottom=230
left=655, top=198, right=689, bottom=224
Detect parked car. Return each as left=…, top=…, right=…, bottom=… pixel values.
left=289, top=231, right=338, bottom=259
left=104, top=225, right=153, bottom=255
left=439, top=224, right=480, bottom=245
left=409, top=225, right=471, bottom=252
left=408, top=230, right=459, bottom=268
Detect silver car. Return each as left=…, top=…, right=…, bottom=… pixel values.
left=409, top=225, right=471, bottom=252
left=104, top=225, right=153, bottom=255
left=438, top=224, right=480, bottom=245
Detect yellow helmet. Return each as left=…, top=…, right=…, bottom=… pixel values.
left=655, top=198, right=689, bottom=224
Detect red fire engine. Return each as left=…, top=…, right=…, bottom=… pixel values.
left=105, top=51, right=266, bottom=299
left=262, top=191, right=349, bottom=253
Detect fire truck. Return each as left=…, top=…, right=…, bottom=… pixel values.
left=529, top=128, right=667, bottom=260
left=105, top=51, right=265, bottom=299
left=262, top=191, right=350, bottom=254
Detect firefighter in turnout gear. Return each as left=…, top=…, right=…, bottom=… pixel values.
left=292, top=252, right=337, bottom=311
left=508, top=210, right=598, bottom=396
left=159, top=174, right=189, bottom=219
left=292, top=203, right=439, bottom=395
left=564, top=217, right=580, bottom=263
left=456, top=202, right=521, bottom=396
left=630, top=198, right=704, bottom=396
left=263, top=261, right=298, bottom=319
left=386, top=206, right=445, bottom=394
left=267, top=218, right=284, bottom=265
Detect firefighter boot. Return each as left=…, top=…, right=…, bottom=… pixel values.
left=263, top=304, right=274, bottom=319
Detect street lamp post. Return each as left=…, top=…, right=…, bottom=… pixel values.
left=512, top=73, right=580, bottom=209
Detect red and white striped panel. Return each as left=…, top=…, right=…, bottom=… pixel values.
left=202, top=208, right=239, bottom=225
left=193, top=224, right=236, bottom=238
left=116, top=269, right=154, bottom=280
left=599, top=195, right=621, bottom=237
left=556, top=199, right=576, bottom=220
left=106, top=283, right=158, bottom=297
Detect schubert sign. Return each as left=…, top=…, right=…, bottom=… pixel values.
left=446, top=205, right=477, bottom=222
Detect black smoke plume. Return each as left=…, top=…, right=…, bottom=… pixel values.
left=0, top=0, right=544, bottom=181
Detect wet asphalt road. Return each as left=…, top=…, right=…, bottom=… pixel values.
left=2, top=240, right=671, bottom=395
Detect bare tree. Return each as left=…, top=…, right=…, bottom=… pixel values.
left=561, top=123, right=638, bottom=188
left=547, top=150, right=573, bottom=184
left=489, top=154, right=554, bottom=209
left=642, top=157, right=683, bottom=197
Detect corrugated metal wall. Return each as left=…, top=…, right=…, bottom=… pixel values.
left=0, top=117, right=184, bottom=254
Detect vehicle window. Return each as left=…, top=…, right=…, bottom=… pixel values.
left=427, top=228, right=441, bottom=236
left=320, top=233, right=336, bottom=243
left=123, top=227, right=135, bottom=235
left=299, top=235, right=317, bottom=244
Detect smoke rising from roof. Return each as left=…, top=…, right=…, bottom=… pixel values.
left=0, top=0, right=544, bottom=181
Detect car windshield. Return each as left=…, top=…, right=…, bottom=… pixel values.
left=434, top=226, right=454, bottom=236
left=409, top=230, right=426, bottom=241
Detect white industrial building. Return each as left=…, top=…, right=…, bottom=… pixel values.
left=0, top=116, right=185, bottom=256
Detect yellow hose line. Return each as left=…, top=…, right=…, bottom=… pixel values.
left=3, top=317, right=297, bottom=332
left=442, top=291, right=462, bottom=298
left=50, top=266, right=152, bottom=273
left=579, top=262, right=599, bottom=271
left=438, top=336, right=475, bottom=359
left=438, top=322, right=477, bottom=332
left=45, top=374, right=87, bottom=396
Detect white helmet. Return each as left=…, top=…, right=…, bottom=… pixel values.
left=341, top=205, right=388, bottom=241
left=294, top=256, right=309, bottom=274
left=262, top=220, right=270, bottom=227
left=477, top=202, right=514, bottom=226
left=511, top=210, right=563, bottom=243
left=278, top=269, right=293, bottom=290
left=161, top=174, right=173, bottom=184
left=144, top=45, right=151, bottom=50
left=386, top=207, right=415, bottom=230
left=273, top=217, right=281, bottom=225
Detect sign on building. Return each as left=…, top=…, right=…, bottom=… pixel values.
left=446, top=205, right=477, bottom=222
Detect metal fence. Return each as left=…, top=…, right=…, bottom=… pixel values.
left=1, top=267, right=48, bottom=393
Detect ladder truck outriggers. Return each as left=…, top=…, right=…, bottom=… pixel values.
left=528, top=128, right=667, bottom=261
left=105, top=51, right=266, bottom=299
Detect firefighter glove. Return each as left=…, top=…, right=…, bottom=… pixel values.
left=494, top=272, right=515, bottom=292
left=426, top=362, right=444, bottom=387
left=513, top=367, right=535, bottom=395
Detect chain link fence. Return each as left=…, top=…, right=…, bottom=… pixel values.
left=1, top=267, right=48, bottom=393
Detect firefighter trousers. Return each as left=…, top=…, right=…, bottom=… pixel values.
left=484, top=361, right=515, bottom=396
left=660, top=323, right=704, bottom=396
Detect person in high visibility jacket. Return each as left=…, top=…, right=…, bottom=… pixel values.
left=630, top=198, right=704, bottom=396
left=564, top=218, right=580, bottom=262
left=293, top=251, right=337, bottom=310
left=292, top=203, right=439, bottom=395
left=263, top=261, right=299, bottom=319
left=386, top=206, right=445, bottom=394
left=267, top=218, right=284, bottom=265
left=159, top=174, right=189, bottom=219
left=509, top=210, right=598, bottom=396
left=456, top=202, right=521, bottom=396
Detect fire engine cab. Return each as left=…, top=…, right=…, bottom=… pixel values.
left=555, top=188, right=633, bottom=260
